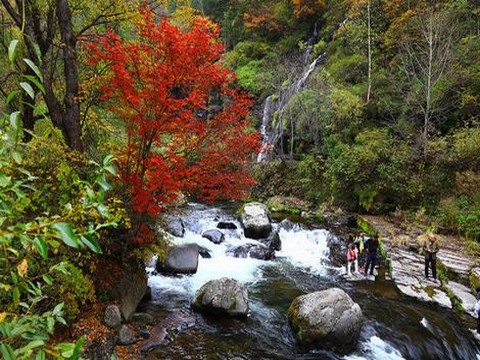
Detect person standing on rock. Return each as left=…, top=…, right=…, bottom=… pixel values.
left=364, top=234, right=379, bottom=276
left=346, top=235, right=358, bottom=275
left=354, top=231, right=365, bottom=269
left=423, top=233, right=439, bottom=282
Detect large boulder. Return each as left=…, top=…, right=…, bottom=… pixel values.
left=159, top=244, right=199, bottom=275
left=117, top=263, right=147, bottom=321
left=192, top=277, right=249, bottom=318
left=202, top=229, right=225, bottom=244
left=240, top=202, right=272, bottom=239
left=288, top=288, right=363, bottom=353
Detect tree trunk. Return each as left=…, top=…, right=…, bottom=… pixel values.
left=56, top=0, right=83, bottom=151
left=366, top=0, right=372, bottom=103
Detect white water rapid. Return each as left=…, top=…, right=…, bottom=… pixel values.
left=147, top=206, right=331, bottom=296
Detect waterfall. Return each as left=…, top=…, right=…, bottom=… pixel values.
left=257, top=17, right=348, bottom=161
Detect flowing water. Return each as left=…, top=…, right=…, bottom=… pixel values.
left=142, top=203, right=480, bottom=360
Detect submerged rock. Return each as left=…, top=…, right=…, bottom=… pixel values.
left=240, top=202, right=272, bottom=239
left=139, top=311, right=195, bottom=353
left=192, top=277, right=249, bottom=318
left=288, top=288, right=363, bottom=353
left=217, top=221, right=238, bottom=230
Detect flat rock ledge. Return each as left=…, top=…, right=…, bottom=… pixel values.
left=359, top=215, right=479, bottom=314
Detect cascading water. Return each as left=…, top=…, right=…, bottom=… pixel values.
left=257, top=18, right=349, bottom=161
left=142, top=203, right=480, bottom=359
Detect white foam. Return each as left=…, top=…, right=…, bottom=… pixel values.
left=276, top=228, right=330, bottom=275
left=148, top=222, right=331, bottom=296
left=345, top=336, right=405, bottom=360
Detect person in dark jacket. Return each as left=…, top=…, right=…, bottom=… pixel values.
left=423, top=233, right=439, bottom=282
left=364, top=234, right=379, bottom=276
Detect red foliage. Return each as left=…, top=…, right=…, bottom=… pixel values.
left=86, top=9, right=260, bottom=215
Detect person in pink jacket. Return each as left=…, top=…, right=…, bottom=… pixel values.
left=346, top=234, right=358, bottom=275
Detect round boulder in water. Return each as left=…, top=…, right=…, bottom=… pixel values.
left=159, top=244, right=199, bottom=275
left=240, top=202, right=272, bottom=239
left=288, top=288, right=363, bottom=353
left=192, top=277, right=249, bottom=318
left=202, top=229, right=225, bottom=244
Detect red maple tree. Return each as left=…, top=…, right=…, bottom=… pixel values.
left=86, top=9, right=259, bottom=216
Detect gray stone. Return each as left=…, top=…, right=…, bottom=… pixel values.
left=446, top=281, right=477, bottom=316
left=228, top=245, right=249, bottom=258
left=192, top=277, right=249, bottom=318
left=440, top=250, right=475, bottom=281
left=248, top=245, right=275, bottom=260
left=159, top=243, right=199, bottom=275
left=104, top=305, right=122, bottom=328
left=288, top=288, right=363, bottom=353
left=202, top=229, right=225, bottom=244
left=117, top=325, right=136, bottom=345
left=263, top=231, right=281, bottom=251
left=198, top=246, right=212, bottom=258
left=240, top=202, right=272, bottom=239
left=164, top=216, right=185, bottom=237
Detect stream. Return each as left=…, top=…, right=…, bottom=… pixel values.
left=141, top=203, right=480, bottom=359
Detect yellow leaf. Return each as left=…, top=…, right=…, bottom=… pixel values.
left=17, top=259, right=28, bottom=278
left=0, top=312, right=6, bottom=323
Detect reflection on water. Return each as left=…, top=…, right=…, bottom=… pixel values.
left=141, top=204, right=480, bottom=359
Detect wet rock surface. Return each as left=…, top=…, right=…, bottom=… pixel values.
left=138, top=311, right=195, bottom=354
